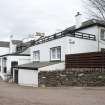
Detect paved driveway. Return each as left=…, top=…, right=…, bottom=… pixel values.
left=0, top=81, right=105, bottom=105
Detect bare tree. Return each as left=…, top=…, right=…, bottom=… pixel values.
left=83, top=0, right=105, bottom=21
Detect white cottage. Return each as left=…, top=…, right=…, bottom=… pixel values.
left=0, top=39, right=31, bottom=80
left=13, top=13, right=105, bottom=87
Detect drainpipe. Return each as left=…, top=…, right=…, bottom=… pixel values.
left=98, top=26, right=100, bottom=52
left=1, top=58, right=3, bottom=73
left=9, top=35, right=13, bottom=53
left=69, top=39, right=75, bottom=54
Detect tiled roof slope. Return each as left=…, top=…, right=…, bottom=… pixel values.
left=0, top=41, right=9, bottom=48
left=12, top=40, right=22, bottom=45
left=63, top=19, right=105, bottom=34
left=15, top=61, right=63, bottom=70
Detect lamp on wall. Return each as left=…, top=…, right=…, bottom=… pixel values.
left=3, top=57, right=7, bottom=60
left=69, top=39, right=75, bottom=44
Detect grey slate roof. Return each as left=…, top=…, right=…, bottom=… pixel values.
left=16, top=61, right=63, bottom=70
left=63, top=19, right=105, bottom=33
left=0, top=41, right=9, bottom=48
left=12, top=40, right=22, bottom=45
left=0, top=40, right=22, bottom=48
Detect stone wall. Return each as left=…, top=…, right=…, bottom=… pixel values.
left=38, top=69, right=105, bottom=87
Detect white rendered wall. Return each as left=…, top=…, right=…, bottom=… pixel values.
left=68, top=25, right=105, bottom=53
left=31, top=37, right=69, bottom=61
left=21, top=48, right=30, bottom=55
left=78, top=25, right=105, bottom=50
left=39, top=62, right=65, bottom=72
left=67, top=37, right=98, bottom=54
left=18, top=69, right=38, bottom=87
left=0, top=47, right=9, bottom=55
left=31, top=36, right=98, bottom=62
left=78, top=26, right=99, bottom=40
left=5, top=55, right=30, bottom=74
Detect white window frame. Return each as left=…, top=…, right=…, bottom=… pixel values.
left=100, top=29, right=105, bottom=41
left=33, top=50, right=40, bottom=62
left=50, top=46, right=61, bottom=61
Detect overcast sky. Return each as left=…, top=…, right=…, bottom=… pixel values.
left=0, top=0, right=83, bottom=41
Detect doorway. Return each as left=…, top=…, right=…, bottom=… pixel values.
left=11, top=61, right=18, bottom=75
left=14, top=69, right=18, bottom=84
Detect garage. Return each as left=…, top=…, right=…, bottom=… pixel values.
left=13, top=61, right=64, bottom=87
left=13, top=66, right=38, bottom=87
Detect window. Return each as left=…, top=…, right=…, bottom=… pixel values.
left=101, top=48, right=105, bottom=52
left=50, top=46, right=61, bottom=61
left=100, top=29, right=105, bottom=41
left=33, top=50, right=40, bottom=61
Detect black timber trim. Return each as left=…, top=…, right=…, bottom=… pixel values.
left=67, top=32, right=96, bottom=41
left=0, top=53, right=30, bottom=57
left=14, top=66, right=38, bottom=70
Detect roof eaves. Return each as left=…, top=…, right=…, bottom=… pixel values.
left=14, top=66, right=38, bottom=70
left=0, top=53, right=30, bottom=57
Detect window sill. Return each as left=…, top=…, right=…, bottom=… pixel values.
left=50, top=59, right=61, bottom=62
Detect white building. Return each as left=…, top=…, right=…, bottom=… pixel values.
left=13, top=13, right=105, bottom=87
left=0, top=39, right=31, bottom=80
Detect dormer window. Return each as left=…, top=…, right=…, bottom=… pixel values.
left=100, top=29, right=105, bottom=41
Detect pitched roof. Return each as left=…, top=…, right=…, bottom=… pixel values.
left=0, top=40, right=22, bottom=48
left=15, top=61, right=63, bottom=70
left=12, top=40, right=22, bottom=45
left=0, top=41, right=9, bottom=48
left=63, top=19, right=105, bottom=34
left=16, top=40, right=34, bottom=53
left=16, top=19, right=105, bottom=53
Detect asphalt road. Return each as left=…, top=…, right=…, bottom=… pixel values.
left=0, top=81, right=105, bottom=105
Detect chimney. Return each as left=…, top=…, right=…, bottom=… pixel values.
left=75, top=12, right=82, bottom=28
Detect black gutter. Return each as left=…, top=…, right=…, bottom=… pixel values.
left=14, top=66, right=38, bottom=70
left=0, top=53, right=30, bottom=57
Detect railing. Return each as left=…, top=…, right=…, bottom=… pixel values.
left=33, top=31, right=96, bottom=45
left=16, top=31, right=96, bottom=53
left=70, top=32, right=96, bottom=41
left=34, top=32, right=66, bottom=45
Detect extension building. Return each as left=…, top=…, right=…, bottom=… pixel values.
left=13, top=13, right=105, bottom=87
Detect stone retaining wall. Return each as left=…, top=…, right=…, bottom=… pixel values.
left=38, top=69, right=105, bottom=87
